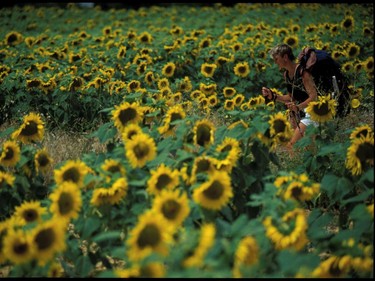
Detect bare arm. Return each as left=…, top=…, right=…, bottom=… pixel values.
left=298, top=70, right=318, bottom=110
left=261, top=87, right=291, bottom=104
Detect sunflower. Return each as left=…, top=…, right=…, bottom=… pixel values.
left=283, top=35, right=299, bottom=48
left=268, top=111, right=293, bottom=141
left=49, top=182, right=82, bottom=222
left=151, top=189, right=190, bottom=228
left=138, top=262, right=166, bottom=278
left=345, top=42, right=360, bottom=59
left=162, top=62, right=176, bottom=78
left=362, top=56, right=374, bottom=73
left=116, top=45, right=127, bottom=59
left=54, top=159, right=90, bottom=188
left=112, top=101, right=144, bottom=132
left=144, top=71, right=155, bottom=85
left=157, top=105, right=186, bottom=136
left=183, top=223, right=216, bottom=268
left=0, top=170, right=16, bottom=187
left=125, top=132, right=157, bottom=169
left=48, top=261, right=64, bottom=277
left=127, top=80, right=142, bottom=93
left=233, top=236, right=259, bottom=278
left=192, top=170, right=233, bottom=211
left=100, top=158, right=126, bottom=181
left=216, top=137, right=242, bottom=166
left=138, top=31, right=153, bottom=44
left=126, top=210, right=174, bottom=262
left=349, top=124, right=373, bottom=140
left=193, top=119, right=215, bottom=148
left=305, top=95, right=336, bottom=123
left=282, top=181, right=320, bottom=202
left=227, top=119, right=249, bottom=130
left=4, top=31, right=23, bottom=46
left=341, top=15, right=355, bottom=31
left=345, top=134, right=374, bottom=176
left=30, top=217, right=67, bottom=266
left=13, top=200, right=47, bottom=226
left=34, top=148, right=53, bottom=175
left=199, top=83, right=217, bottom=96
left=178, top=76, right=193, bottom=93
left=0, top=140, right=21, bottom=167
left=2, top=228, right=34, bottom=265
left=216, top=55, right=232, bottom=66
left=157, top=77, right=170, bottom=90
left=263, top=208, right=308, bottom=251
left=121, top=123, right=144, bottom=142
left=11, top=112, right=45, bottom=144
left=190, top=89, right=204, bottom=101
left=233, top=61, right=250, bottom=78
left=147, top=164, right=180, bottom=196
left=201, top=63, right=217, bottom=78
left=312, top=255, right=351, bottom=278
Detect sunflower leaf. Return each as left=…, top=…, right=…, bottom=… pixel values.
left=92, top=231, right=122, bottom=244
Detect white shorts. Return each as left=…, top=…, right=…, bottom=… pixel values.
left=300, top=111, right=318, bottom=127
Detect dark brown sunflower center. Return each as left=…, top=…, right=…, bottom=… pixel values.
left=37, top=154, right=50, bottom=167
left=196, top=125, right=211, bottom=146
left=63, top=167, right=80, bottom=183
left=13, top=242, right=29, bottom=255
left=58, top=192, right=74, bottom=215
left=203, top=180, right=224, bottom=199
left=313, top=102, right=330, bottom=116
left=24, top=209, right=38, bottom=222
left=20, top=121, right=38, bottom=136
left=34, top=228, right=55, bottom=250
left=162, top=199, right=180, bottom=220
left=137, top=224, right=161, bottom=248
left=356, top=142, right=374, bottom=163
left=273, top=119, right=287, bottom=134
left=119, top=108, right=137, bottom=126
left=4, top=147, right=14, bottom=160
left=133, top=143, right=149, bottom=159
left=156, top=174, right=172, bottom=191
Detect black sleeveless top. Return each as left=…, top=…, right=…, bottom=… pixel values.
left=284, top=64, right=309, bottom=103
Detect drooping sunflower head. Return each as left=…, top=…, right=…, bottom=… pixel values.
left=312, top=255, right=351, bottom=278
left=193, top=119, right=215, bottom=148
left=305, top=95, right=336, bottom=123
left=147, top=163, right=180, bottom=196
left=349, top=124, right=373, bottom=140
left=11, top=112, right=45, bottom=144
left=233, top=236, right=259, bottom=277
left=0, top=140, right=21, bottom=167
left=125, top=132, right=157, bottom=169
left=34, top=148, right=53, bottom=175
left=112, top=101, right=144, bottom=132
left=0, top=170, right=16, bottom=187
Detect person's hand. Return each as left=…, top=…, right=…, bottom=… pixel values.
left=286, top=101, right=299, bottom=113
left=262, top=87, right=273, bottom=100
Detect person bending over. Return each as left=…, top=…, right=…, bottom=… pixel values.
left=262, top=44, right=318, bottom=151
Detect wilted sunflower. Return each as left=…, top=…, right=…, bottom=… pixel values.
left=193, top=119, right=215, bottom=148
left=122, top=123, right=144, bottom=142
left=112, top=101, right=144, bottom=132
left=151, top=189, right=190, bottom=228
left=233, top=236, right=259, bottom=278
left=349, top=124, right=373, bottom=140
left=34, top=148, right=53, bottom=175
left=312, top=255, right=351, bottom=278
left=13, top=200, right=47, bottom=226
left=54, top=159, right=90, bottom=188
left=201, top=63, right=217, bottom=78
left=147, top=163, right=180, bottom=196
left=126, top=210, right=174, bottom=262
left=125, top=132, right=157, bottom=168
left=263, top=208, right=308, bottom=251
left=0, top=170, right=15, bottom=187
left=0, top=140, right=21, bottom=167
left=233, top=61, right=250, bottom=78
left=305, top=95, right=336, bottom=123
left=49, top=182, right=82, bottom=222
left=162, top=62, right=176, bottom=78
left=11, top=112, right=45, bottom=144
left=345, top=134, right=374, bottom=176
left=192, top=170, right=233, bottom=211
left=183, top=223, right=216, bottom=268
left=30, top=217, right=67, bottom=266
left=2, top=229, right=34, bottom=265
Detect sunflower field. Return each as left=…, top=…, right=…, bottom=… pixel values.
left=0, top=3, right=374, bottom=278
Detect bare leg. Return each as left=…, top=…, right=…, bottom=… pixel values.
left=287, top=122, right=307, bottom=156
